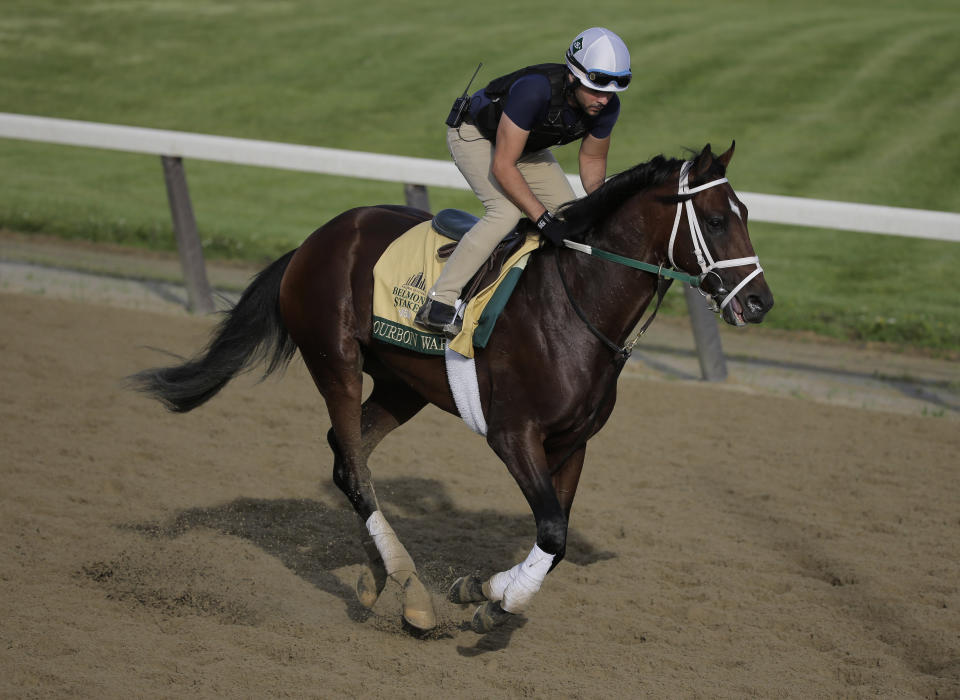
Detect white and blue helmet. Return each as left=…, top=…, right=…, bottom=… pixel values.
left=565, top=27, right=632, bottom=92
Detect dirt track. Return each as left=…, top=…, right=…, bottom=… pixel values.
left=2, top=284, right=959, bottom=697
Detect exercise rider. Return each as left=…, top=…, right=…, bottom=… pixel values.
left=415, top=27, right=632, bottom=338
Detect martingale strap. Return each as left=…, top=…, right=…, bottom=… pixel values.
left=555, top=249, right=674, bottom=358
left=548, top=251, right=673, bottom=478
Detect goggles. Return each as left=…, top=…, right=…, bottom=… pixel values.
left=566, top=53, right=632, bottom=89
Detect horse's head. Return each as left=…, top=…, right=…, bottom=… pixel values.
left=666, top=142, right=774, bottom=326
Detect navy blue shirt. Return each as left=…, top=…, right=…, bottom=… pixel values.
left=469, top=73, right=620, bottom=143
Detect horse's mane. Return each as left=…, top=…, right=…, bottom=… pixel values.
left=556, top=154, right=684, bottom=239
left=560, top=149, right=740, bottom=241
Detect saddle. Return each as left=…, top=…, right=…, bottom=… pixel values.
left=371, top=212, right=540, bottom=357
left=432, top=209, right=530, bottom=306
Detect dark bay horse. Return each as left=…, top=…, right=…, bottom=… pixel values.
left=130, top=143, right=773, bottom=633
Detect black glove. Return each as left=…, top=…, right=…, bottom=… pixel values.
left=536, top=211, right=569, bottom=246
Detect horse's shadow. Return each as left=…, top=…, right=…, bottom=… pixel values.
left=127, top=476, right=616, bottom=645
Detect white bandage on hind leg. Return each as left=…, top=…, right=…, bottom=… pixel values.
left=486, top=544, right=555, bottom=613
left=365, top=511, right=416, bottom=576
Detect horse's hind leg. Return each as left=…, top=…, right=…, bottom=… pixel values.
left=320, top=372, right=435, bottom=629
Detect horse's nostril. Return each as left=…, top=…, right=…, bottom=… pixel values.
left=747, top=295, right=765, bottom=314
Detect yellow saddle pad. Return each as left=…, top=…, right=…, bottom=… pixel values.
left=371, top=219, right=539, bottom=358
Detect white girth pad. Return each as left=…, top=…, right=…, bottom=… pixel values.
left=484, top=544, right=555, bottom=613
left=444, top=346, right=488, bottom=436
left=365, top=510, right=415, bottom=575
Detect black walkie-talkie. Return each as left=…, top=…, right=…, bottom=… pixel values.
left=445, top=63, right=483, bottom=128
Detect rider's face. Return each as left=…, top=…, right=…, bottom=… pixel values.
left=571, top=83, right=613, bottom=115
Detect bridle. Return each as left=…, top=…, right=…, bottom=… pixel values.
left=558, top=159, right=767, bottom=352
left=667, top=160, right=763, bottom=311
left=563, top=160, right=763, bottom=313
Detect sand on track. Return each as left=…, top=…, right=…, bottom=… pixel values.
left=2, top=287, right=958, bottom=698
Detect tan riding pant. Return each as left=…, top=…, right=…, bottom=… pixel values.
left=427, top=122, right=577, bottom=306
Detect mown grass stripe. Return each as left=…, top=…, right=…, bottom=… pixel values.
left=0, top=0, right=957, bottom=352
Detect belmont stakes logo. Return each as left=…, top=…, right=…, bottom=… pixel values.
left=392, top=271, right=427, bottom=320
left=371, top=270, right=448, bottom=355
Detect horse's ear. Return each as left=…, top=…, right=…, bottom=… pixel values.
left=717, top=140, right=736, bottom=170
left=692, top=143, right=714, bottom=178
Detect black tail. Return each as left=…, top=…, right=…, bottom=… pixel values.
left=128, top=250, right=298, bottom=413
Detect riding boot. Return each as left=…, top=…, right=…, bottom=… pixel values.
left=414, top=298, right=463, bottom=339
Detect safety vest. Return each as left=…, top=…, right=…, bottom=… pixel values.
left=471, top=63, right=588, bottom=154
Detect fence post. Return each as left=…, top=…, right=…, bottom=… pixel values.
left=160, top=156, right=215, bottom=314
left=404, top=183, right=430, bottom=212
left=683, top=283, right=728, bottom=381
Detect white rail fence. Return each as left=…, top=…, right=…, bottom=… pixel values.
left=4, top=113, right=958, bottom=241
left=3, top=113, right=959, bottom=380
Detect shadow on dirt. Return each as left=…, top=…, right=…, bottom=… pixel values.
left=123, top=476, right=616, bottom=642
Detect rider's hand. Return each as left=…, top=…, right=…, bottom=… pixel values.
left=536, top=212, right=570, bottom=246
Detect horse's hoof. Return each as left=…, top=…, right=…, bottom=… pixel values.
left=401, top=573, right=437, bottom=630
left=471, top=601, right=512, bottom=634
left=448, top=575, right=487, bottom=604
left=356, top=568, right=381, bottom=609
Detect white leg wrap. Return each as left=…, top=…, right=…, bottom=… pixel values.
left=365, top=511, right=415, bottom=576
left=486, top=544, right=555, bottom=613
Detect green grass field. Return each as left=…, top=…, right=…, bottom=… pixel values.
left=1, top=0, right=959, bottom=352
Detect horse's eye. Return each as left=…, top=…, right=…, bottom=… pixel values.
left=706, top=216, right=725, bottom=233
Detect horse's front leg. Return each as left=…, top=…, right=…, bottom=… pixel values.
left=454, top=428, right=580, bottom=633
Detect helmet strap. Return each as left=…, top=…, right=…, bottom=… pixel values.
left=562, top=71, right=578, bottom=106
